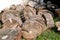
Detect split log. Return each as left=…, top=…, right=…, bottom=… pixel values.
left=2, top=14, right=22, bottom=29
left=2, top=20, right=20, bottom=29
left=38, top=7, right=54, bottom=28
left=16, top=4, right=24, bottom=12
left=0, top=26, right=22, bottom=40
left=43, top=12, right=54, bottom=28
left=28, top=1, right=38, bottom=8
left=0, top=8, right=9, bottom=21
left=9, top=5, right=16, bottom=10
left=2, top=10, right=21, bottom=23
left=10, top=4, right=24, bottom=12
left=55, top=21, right=60, bottom=31
left=22, top=15, right=48, bottom=40
left=23, top=6, right=36, bottom=20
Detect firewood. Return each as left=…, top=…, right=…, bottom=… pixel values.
left=23, top=6, right=36, bottom=20
left=55, top=21, right=60, bottom=31
left=43, top=12, right=54, bottom=28
left=16, top=4, right=24, bottom=12
left=22, top=15, right=47, bottom=40
left=2, top=10, right=21, bottom=23
left=38, top=7, right=54, bottom=28
left=28, top=1, right=38, bottom=8
left=9, top=4, right=16, bottom=10
left=2, top=14, right=22, bottom=29
left=0, top=26, right=22, bottom=40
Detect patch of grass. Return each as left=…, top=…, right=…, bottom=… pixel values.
left=36, top=29, right=60, bottom=40
left=54, top=17, right=60, bottom=22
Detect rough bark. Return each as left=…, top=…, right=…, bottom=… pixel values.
left=22, top=15, right=47, bottom=40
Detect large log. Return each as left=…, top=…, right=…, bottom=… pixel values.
left=2, top=14, right=22, bottom=30
left=23, top=6, right=36, bottom=20
left=0, top=27, right=22, bottom=40
left=2, top=10, right=22, bottom=23
left=28, top=1, right=38, bottom=8
left=22, top=15, right=47, bottom=40
left=55, top=21, right=60, bottom=31
left=38, top=7, right=54, bottom=28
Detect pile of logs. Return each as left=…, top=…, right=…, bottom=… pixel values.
left=0, top=0, right=60, bottom=40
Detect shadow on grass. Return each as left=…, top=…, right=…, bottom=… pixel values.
left=51, top=26, right=60, bottom=34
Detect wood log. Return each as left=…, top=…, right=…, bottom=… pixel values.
left=2, top=10, right=21, bottom=23
left=55, top=21, right=60, bottom=31
left=38, top=7, right=54, bottom=28
left=22, top=15, right=47, bottom=40
left=23, top=6, right=36, bottom=20
left=0, top=27, right=22, bottom=40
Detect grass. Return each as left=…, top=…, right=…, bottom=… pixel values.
left=36, top=29, right=60, bottom=40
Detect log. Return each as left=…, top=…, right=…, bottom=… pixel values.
left=2, top=10, right=22, bottom=23
left=55, top=21, right=60, bottom=31
left=38, top=7, right=54, bottom=28
left=23, top=6, right=36, bottom=20
left=28, top=1, right=38, bottom=8
left=22, top=15, right=47, bottom=40
left=0, top=27, right=22, bottom=40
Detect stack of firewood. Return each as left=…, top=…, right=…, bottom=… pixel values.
left=1, top=0, right=59, bottom=40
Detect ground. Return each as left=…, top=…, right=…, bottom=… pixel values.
left=36, top=29, right=60, bottom=40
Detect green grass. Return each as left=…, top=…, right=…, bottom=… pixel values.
left=36, top=29, right=60, bottom=40
left=54, top=17, right=60, bottom=22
